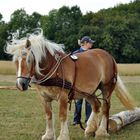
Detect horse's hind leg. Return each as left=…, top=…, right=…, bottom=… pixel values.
left=57, top=91, right=70, bottom=140
left=96, top=84, right=115, bottom=137
left=95, top=95, right=110, bottom=137
left=85, top=97, right=101, bottom=137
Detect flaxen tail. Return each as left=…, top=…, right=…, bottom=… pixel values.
left=115, top=75, right=136, bottom=110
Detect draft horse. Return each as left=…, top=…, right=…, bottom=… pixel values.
left=6, top=30, right=135, bottom=140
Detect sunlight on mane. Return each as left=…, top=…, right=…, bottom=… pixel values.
left=6, top=29, right=65, bottom=57
left=6, top=29, right=65, bottom=75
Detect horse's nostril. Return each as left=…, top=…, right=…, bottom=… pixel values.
left=22, top=83, right=26, bottom=90
left=16, top=78, right=29, bottom=91
left=16, top=81, right=23, bottom=91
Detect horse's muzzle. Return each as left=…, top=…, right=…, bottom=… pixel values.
left=16, top=77, right=30, bottom=91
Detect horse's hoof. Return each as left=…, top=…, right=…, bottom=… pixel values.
left=85, top=125, right=96, bottom=137
left=95, top=128, right=110, bottom=137
left=42, top=135, right=55, bottom=140
left=57, top=135, right=70, bottom=140
left=85, top=131, right=95, bottom=137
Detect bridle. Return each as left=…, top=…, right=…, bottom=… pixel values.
left=16, top=76, right=31, bottom=87
left=16, top=50, right=34, bottom=84
left=17, top=76, right=31, bottom=81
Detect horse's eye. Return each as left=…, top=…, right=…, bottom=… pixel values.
left=26, top=55, right=32, bottom=66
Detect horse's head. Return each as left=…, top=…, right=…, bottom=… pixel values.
left=6, top=29, right=65, bottom=91
left=6, top=38, right=35, bottom=91
left=14, top=39, right=35, bottom=91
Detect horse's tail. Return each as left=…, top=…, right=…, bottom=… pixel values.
left=115, top=75, right=136, bottom=110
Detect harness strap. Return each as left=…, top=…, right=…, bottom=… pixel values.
left=68, top=60, right=77, bottom=105
left=68, top=61, right=86, bottom=131
left=32, top=53, right=71, bottom=84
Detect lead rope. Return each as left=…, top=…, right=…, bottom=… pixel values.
left=68, top=59, right=77, bottom=109
left=74, top=99, right=85, bottom=131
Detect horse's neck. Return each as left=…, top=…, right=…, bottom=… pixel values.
left=34, top=51, right=57, bottom=79
left=33, top=50, right=75, bottom=83
left=43, top=51, right=57, bottom=73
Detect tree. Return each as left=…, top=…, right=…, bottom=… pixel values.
left=8, top=9, right=29, bottom=36
left=42, top=9, right=58, bottom=40
left=0, top=19, right=9, bottom=60
left=8, top=9, right=41, bottom=38
left=0, top=0, right=140, bottom=62
left=28, top=12, right=41, bottom=31
left=54, top=6, right=82, bottom=51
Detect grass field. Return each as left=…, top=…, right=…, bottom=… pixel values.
left=0, top=76, right=140, bottom=140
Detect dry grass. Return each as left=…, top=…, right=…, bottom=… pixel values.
left=0, top=61, right=16, bottom=75
left=118, top=64, right=140, bottom=76
left=0, top=61, right=140, bottom=76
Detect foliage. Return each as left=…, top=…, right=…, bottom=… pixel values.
left=41, top=6, right=82, bottom=52
left=0, top=0, right=139, bottom=62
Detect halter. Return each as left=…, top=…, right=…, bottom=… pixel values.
left=17, top=76, right=31, bottom=81
left=16, top=76, right=31, bottom=87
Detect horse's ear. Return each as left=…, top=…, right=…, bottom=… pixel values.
left=25, top=39, right=31, bottom=49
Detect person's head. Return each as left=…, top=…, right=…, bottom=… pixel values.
left=79, top=36, right=95, bottom=49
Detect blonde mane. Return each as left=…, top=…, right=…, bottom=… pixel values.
left=6, top=29, right=65, bottom=75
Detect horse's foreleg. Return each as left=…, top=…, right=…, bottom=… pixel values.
left=42, top=101, right=56, bottom=140
left=85, top=98, right=101, bottom=137
left=57, top=93, right=70, bottom=140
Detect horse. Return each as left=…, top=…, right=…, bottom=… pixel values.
left=6, top=29, right=135, bottom=140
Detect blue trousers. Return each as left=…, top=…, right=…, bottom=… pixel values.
left=73, top=99, right=92, bottom=123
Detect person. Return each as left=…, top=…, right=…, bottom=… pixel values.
left=73, top=36, right=95, bottom=125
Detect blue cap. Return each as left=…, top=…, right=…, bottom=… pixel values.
left=80, top=36, right=95, bottom=44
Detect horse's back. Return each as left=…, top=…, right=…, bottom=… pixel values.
left=76, top=48, right=117, bottom=73
left=74, top=49, right=117, bottom=94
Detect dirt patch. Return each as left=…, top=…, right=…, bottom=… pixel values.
left=0, top=75, right=16, bottom=82
left=121, top=76, right=140, bottom=83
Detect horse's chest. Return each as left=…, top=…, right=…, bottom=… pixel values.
left=35, top=85, right=64, bottom=100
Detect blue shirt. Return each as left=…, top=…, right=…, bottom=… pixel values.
left=73, top=47, right=87, bottom=54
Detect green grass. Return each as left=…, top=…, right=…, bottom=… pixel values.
left=0, top=80, right=140, bottom=140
